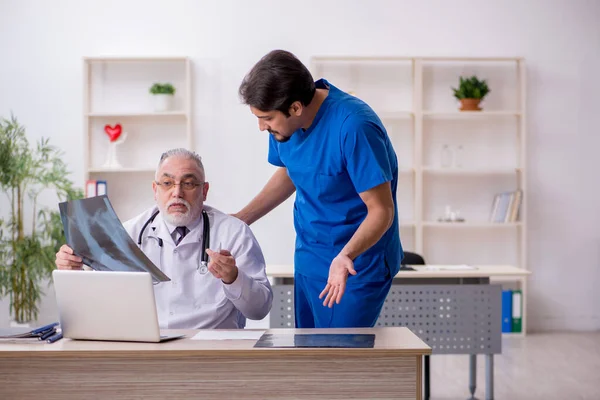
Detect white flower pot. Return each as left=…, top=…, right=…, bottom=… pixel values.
left=153, top=94, right=174, bottom=112
left=10, top=320, right=31, bottom=328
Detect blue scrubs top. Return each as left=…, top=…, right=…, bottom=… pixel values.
left=268, top=79, right=403, bottom=283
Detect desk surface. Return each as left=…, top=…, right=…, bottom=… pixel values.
left=0, top=327, right=431, bottom=358
left=0, top=327, right=427, bottom=400
left=267, top=264, right=531, bottom=279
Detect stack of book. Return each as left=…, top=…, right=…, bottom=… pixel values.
left=490, top=189, right=523, bottom=223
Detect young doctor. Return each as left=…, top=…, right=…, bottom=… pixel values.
left=235, top=50, right=402, bottom=329
left=55, top=148, right=273, bottom=329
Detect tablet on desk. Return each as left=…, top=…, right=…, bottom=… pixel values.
left=254, top=333, right=376, bottom=348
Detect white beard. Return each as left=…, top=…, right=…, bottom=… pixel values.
left=159, top=198, right=202, bottom=226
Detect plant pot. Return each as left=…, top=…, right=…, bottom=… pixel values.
left=152, top=94, right=174, bottom=112
left=459, top=98, right=482, bottom=111
left=10, top=320, right=31, bottom=328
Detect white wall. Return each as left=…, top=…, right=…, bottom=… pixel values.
left=1, top=0, right=599, bottom=331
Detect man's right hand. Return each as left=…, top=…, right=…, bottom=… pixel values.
left=55, top=245, right=83, bottom=270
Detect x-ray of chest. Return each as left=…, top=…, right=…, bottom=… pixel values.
left=58, top=195, right=170, bottom=283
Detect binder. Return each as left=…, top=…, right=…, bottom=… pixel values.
left=96, top=180, right=107, bottom=196
left=501, top=290, right=513, bottom=332
left=512, top=290, right=523, bottom=333
left=85, top=180, right=97, bottom=198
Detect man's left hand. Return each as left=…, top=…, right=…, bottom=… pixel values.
left=319, top=254, right=357, bottom=308
left=206, top=249, right=238, bottom=284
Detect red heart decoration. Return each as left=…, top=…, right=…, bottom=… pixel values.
left=104, top=124, right=122, bottom=142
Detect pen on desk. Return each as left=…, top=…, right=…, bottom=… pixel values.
left=40, top=329, right=57, bottom=341
left=46, top=332, right=63, bottom=344
left=31, top=322, right=59, bottom=335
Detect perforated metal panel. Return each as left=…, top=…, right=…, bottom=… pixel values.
left=376, top=285, right=502, bottom=354
left=271, top=286, right=296, bottom=328
left=270, top=284, right=502, bottom=355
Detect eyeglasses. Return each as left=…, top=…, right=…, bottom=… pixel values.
left=155, top=180, right=205, bottom=191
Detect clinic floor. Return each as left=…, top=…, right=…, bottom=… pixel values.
left=429, top=332, right=600, bottom=400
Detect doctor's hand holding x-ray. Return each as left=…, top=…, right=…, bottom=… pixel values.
left=55, top=148, right=273, bottom=329
left=56, top=244, right=240, bottom=284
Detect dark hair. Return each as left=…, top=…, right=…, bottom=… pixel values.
left=239, top=50, right=316, bottom=117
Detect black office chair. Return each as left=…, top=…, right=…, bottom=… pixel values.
left=400, top=251, right=430, bottom=400
left=401, top=251, right=425, bottom=266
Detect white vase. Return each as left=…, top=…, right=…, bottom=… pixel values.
left=153, top=94, right=173, bottom=112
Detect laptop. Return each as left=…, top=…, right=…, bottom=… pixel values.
left=52, top=270, right=184, bottom=343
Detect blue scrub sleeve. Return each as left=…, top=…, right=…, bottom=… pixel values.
left=267, top=135, right=285, bottom=167
left=342, top=118, right=393, bottom=194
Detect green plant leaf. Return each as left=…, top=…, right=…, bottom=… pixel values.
left=0, top=114, right=83, bottom=323
left=450, top=75, right=491, bottom=100
left=149, top=83, right=176, bottom=95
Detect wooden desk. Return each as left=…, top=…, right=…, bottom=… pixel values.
left=0, top=327, right=430, bottom=400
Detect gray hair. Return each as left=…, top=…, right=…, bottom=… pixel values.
left=156, top=148, right=205, bottom=178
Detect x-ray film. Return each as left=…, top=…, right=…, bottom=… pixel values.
left=58, top=195, right=170, bottom=282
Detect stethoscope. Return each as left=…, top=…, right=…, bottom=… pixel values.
left=137, top=209, right=210, bottom=276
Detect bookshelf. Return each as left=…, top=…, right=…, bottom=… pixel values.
left=311, top=56, right=528, bottom=335
left=83, top=57, right=193, bottom=222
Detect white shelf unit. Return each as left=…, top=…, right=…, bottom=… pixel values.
left=83, top=57, right=193, bottom=222
left=86, top=111, right=188, bottom=117
left=311, top=56, right=528, bottom=335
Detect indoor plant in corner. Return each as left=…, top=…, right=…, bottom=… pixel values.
left=149, top=82, right=176, bottom=112
left=451, top=75, right=491, bottom=111
left=0, top=115, right=82, bottom=326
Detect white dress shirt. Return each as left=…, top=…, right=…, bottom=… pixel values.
left=123, top=204, right=273, bottom=329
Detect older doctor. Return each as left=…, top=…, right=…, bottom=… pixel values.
left=55, top=148, right=273, bottom=329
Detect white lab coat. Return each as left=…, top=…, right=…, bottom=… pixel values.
left=123, top=204, right=272, bottom=329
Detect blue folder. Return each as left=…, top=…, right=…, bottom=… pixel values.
left=501, top=290, right=513, bottom=333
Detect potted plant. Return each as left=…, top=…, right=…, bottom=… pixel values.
left=0, top=114, right=82, bottom=325
left=451, top=75, right=491, bottom=111
left=149, top=83, right=176, bottom=112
